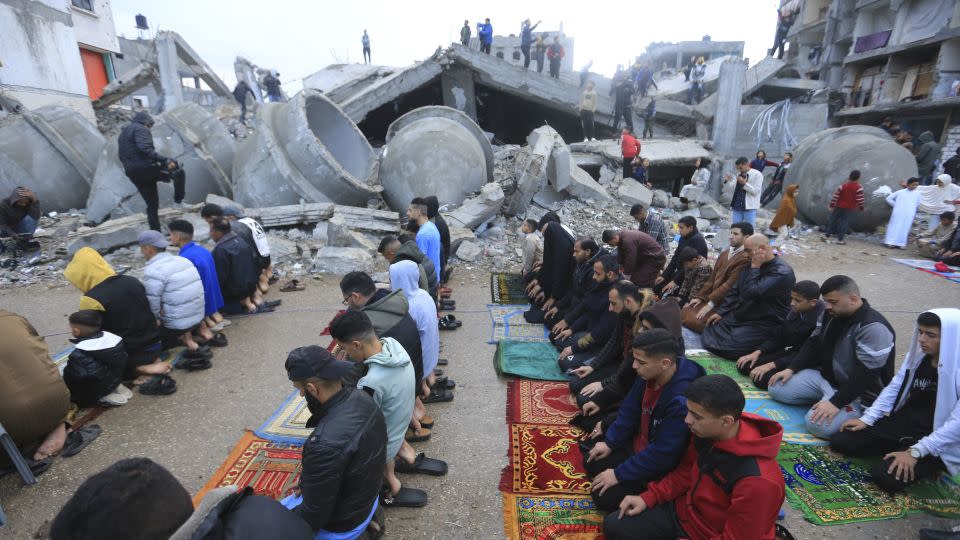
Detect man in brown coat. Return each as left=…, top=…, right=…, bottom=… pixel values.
left=0, top=310, right=71, bottom=461
left=680, top=223, right=753, bottom=332
left=602, top=229, right=666, bottom=288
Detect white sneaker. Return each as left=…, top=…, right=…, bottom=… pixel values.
left=100, top=390, right=128, bottom=406
left=114, top=384, right=134, bottom=399
left=170, top=201, right=185, bottom=210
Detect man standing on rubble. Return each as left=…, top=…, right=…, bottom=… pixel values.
left=460, top=20, right=471, bottom=47
left=233, top=80, right=256, bottom=123
left=688, top=57, right=706, bottom=105
left=547, top=36, right=565, bottom=79
left=477, top=19, right=493, bottom=54
left=118, top=112, right=178, bottom=232
left=520, top=19, right=541, bottom=69
left=362, top=31, right=371, bottom=64
left=262, top=72, right=283, bottom=102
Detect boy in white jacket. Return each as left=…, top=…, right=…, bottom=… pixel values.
left=830, top=308, right=960, bottom=493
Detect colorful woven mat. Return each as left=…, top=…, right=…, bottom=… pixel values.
left=193, top=431, right=303, bottom=505
left=502, top=493, right=604, bottom=540
left=507, top=380, right=580, bottom=425
left=891, top=258, right=960, bottom=284
left=491, top=272, right=529, bottom=304
left=495, top=340, right=566, bottom=381
left=745, top=397, right=827, bottom=446
left=501, top=423, right=592, bottom=495
left=687, top=351, right=767, bottom=397
left=255, top=390, right=312, bottom=443
left=489, top=304, right=550, bottom=344
left=779, top=443, right=960, bottom=525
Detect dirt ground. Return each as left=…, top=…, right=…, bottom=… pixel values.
left=0, top=236, right=957, bottom=539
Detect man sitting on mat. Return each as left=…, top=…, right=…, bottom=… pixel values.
left=330, top=311, right=427, bottom=508
left=830, top=309, right=960, bottom=494
left=604, top=375, right=785, bottom=540
left=680, top=222, right=752, bottom=334
left=554, top=254, right=620, bottom=370
left=526, top=216, right=576, bottom=321
left=543, top=237, right=605, bottom=328
left=51, top=457, right=314, bottom=539
left=734, top=280, right=823, bottom=389
left=584, top=329, right=703, bottom=512
left=284, top=345, right=387, bottom=537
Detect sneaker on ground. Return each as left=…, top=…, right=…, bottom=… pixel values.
left=100, top=391, right=128, bottom=406
left=114, top=384, right=134, bottom=399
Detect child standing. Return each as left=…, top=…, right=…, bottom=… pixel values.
left=825, top=170, right=865, bottom=245
left=621, top=128, right=641, bottom=179
left=64, top=310, right=132, bottom=407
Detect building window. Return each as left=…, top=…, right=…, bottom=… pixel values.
left=72, top=0, right=94, bottom=12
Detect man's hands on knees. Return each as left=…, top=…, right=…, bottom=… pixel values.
left=558, top=346, right=573, bottom=360
left=580, top=382, right=602, bottom=398
left=767, top=368, right=793, bottom=387
left=696, top=304, right=712, bottom=320
left=884, top=450, right=918, bottom=482
left=618, top=495, right=648, bottom=518
left=705, top=313, right=722, bottom=326
left=592, top=468, right=620, bottom=495
left=582, top=401, right=600, bottom=416
left=587, top=441, right=611, bottom=463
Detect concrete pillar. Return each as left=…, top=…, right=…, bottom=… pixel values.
left=440, top=66, right=477, bottom=121
left=711, top=59, right=747, bottom=156
left=156, top=33, right=183, bottom=111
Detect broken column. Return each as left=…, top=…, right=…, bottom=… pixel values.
left=440, top=65, right=478, bottom=120
left=711, top=59, right=747, bottom=156
left=379, top=106, right=493, bottom=211
left=86, top=103, right=236, bottom=223
left=155, top=32, right=184, bottom=111
left=506, top=125, right=564, bottom=216
left=0, top=105, right=105, bottom=212
left=233, top=89, right=379, bottom=208
left=792, top=126, right=918, bottom=231
left=444, top=183, right=505, bottom=229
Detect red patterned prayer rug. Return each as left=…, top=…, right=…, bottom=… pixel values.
left=502, top=493, right=605, bottom=539
left=193, top=431, right=303, bottom=505
left=507, top=380, right=581, bottom=425
left=501, top=423, right=592, bottom=496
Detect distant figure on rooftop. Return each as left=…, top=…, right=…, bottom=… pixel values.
left=547, top=36, right=564, bottom=79
left=460, top=20, right=471, bottom=47
left=520, top=19, right=541, bottom=69
left=362, top=30, right=371, bottom=64
left=580, top=60, right=593, bottom=87
left=580, top=80, right=598, bottom=142
left=262, top=71, right=283, bottom=102
left=688, top=56, right=706, bottom=105
left=769, top=7, right=797, bottom=59
left=535, top=34, right=547, bottom=73
left=232, top=80, right=256, bottom=123
left=478, top=19, right=493, bottom=54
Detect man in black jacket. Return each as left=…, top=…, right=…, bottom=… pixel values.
left=210, top=217, right=260, bottom=314
left=0, top=186, right=41, bottom=251
left=117, top=112, right=178, bottom=232
left=554, top=254, right=620, bottom=367
left=545, top=238, right=604, bottom=328
left=233, top=80, right=256, bottom=122
left=285, top=346, right=386, bottom=537
left=655, top=215, right=707, bottom=297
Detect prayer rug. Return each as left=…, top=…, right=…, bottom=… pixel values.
left=507, top=380, right=580, bottom=425
left=255, top=391, right=312, bottom=444
left=778, top=443, right=960, bottom=525
left=687, top=351, right=768, bottom=398
left=193, top=431, right=303, bottom=505
left=491, top=272, right=529, bottom=304
left=891, top=258, right=960, bottom=284
left=501, top=493, right=604, bottom=540
left=744, top=397, right=827, bottom=446
left=489, top=304, right=550, bottom=343
left=496, top=340, right=567, bottom=381
left=501, top=423, right=592, bottom=495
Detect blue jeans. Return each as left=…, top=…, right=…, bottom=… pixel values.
left=827, top=208, right=851, bottom=241
left=767, top=368, right=864, bottom=440
left=1, top=214, right=38, bottom=238
left=731, top=209, right=756, bottom=226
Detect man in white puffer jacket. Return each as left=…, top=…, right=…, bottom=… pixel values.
left=138, top=230, right=207, bottom=355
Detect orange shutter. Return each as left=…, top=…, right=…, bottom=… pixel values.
left=79, top=48, right=109, bottom=100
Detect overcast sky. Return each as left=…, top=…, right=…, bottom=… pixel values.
left=110, top=0, right=780, bottom=92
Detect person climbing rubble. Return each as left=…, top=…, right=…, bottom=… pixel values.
left=117, top=112, right=179, bottom=232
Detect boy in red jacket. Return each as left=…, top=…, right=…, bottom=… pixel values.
left=621, top=128, right=641, bottom=179
left=604, top=374, right=785, bottom=540
left=824, top=170, right=865, bottom=245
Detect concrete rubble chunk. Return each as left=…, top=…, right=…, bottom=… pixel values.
left=380, top=106, right=492, bottom=211
left=67, top=207, right=196, bottom=255
left=326, top=205, right=399, bottom=252
left=312, top=246, right=374, bottom=275
left=233, top=89, right=379, bottom=209
left=652, top=190, right=670, bottom=208
left=444, top=183, right=505, bottom=230
left=532, top=187, right=565, bottom=211
left=546, top=145, right=573, bottom=192
left=506, top=126, right=563, bottom=216
left=564, top=162, right=611, bottom=202
left=454, top=240, right=482, bottom=262
left=698, top=199, right=728, bottom=220
left=617, top=180, right=653, bottom=207
left=267, top=237, right=300, bottom=263
left=86, top=103, right=235, bottom=223
left=250, top=203, right=335, bottom=228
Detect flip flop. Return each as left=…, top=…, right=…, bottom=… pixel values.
left=405, top=427, right=431, bottom=443
left=139, top=374, right=177, bottom=395
left=263, top=299, right=282, bottom=308
left=437, top=358, right=448, bottom=366
left=420, top=415, right=434, bottom=429
left=182, top=345, right=212, bottom=359
left=280, top=279, right=306, bottom=292
left=394, top=453, right=448, bottom=476
left=179, top=356, right=212, bottom=371
left=62, top=425, right=102, bottom=457
left=432, top=377, right=456, bottom=390
left=247, top=304, right=275, bottom=314
left=198, top=332, right=228, bottom=348
left=381, top=486, right=428, bottom=508
left=422, top=390, right=454, bottom=404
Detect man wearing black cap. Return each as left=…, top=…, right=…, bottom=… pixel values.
left=284, top=345, right=387, bottom=537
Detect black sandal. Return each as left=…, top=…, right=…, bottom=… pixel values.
left=394, top=453, right=448, bottom=476
left=405, top=427, right=431, bottom=443
left=432, top=377, right=456, bottom=390
left=381, top=486, right=428, bottom=508
left=437, top=358, right=449, bottom=366
left=179, top=356, right=212, bottom=371
left=438, top=315, right=461, bottom=331
left=422, top=390, right=454, bottom=404
left=139, top=375, right=177, bottom=395
left=182, top=345, right=212, bottom=359
left=199, top=332, right=228, bottom=348
left=62, top=425, right=102, bottom=457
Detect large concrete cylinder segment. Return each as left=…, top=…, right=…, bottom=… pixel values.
left=85, top=103, right=235, bottom=223
left=0, top=106, right=104, bottom=212
left=792, top=126, right=918, bottom=231
left=233, top=89, right=378, bottom=208
left=379, top=106, right=493, bottom=211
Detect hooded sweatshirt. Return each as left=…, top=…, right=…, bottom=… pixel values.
left=770, top=184, right=799, bottom=230
left=394, top=240, right=437, bottom=295
left=117, top=112, right=168, bottom=174
left=0, top=187, right=40, bottom=230
left=390, top=260, right=439, bottom=378
left=915, top=131, right=942, bottom=176
left=357, top=337, right=415, bottom=461
left=343, top=288, right=423, bottom=389
left=860, top=308, right=960, bottom=475
left=640, top=413, right=785, bottom=540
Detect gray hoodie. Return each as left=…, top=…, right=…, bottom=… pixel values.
left=358, top=337, right=415, bottom=461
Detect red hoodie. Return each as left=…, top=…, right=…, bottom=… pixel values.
left=639, top=412, right=785, bottom=540
left=621, top=134, right=641, bottom=159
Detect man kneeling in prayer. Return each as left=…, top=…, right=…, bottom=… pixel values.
left=584, top=329, right=703, bottom=511
left=831, top=309, right=960, bottom=493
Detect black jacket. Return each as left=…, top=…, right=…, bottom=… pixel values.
left=537, top=222, right=576, bottom=300
left=715, top=256, right=794, bottom=323
left=0, top=188, right=40, bottom=230
left=662, top=230, right=708, bottom=284
left=118, top=112, right=168, bottom=175
left=171, top=486, right=313, bottom=540
left=85, top=275, right=160, bottom=354
left=64, top=331, right=127, bottom=407
left=565, top=279, right=617, bottom=353
left=233, top=81, right=255, bottom=103
left=434, top=215, right=451, bottom=272
left=212, top=232, right=260, bottom=303
left=557, top=249, right=606, bottom=313
left=298, top=387, right=386, bottom=533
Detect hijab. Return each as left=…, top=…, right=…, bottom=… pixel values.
left=770, top=184, right=799, bottom=230
left=918, top=174, right=960, bottom=214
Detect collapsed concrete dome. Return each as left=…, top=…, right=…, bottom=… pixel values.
left=0, top=106, right=104, bottom=212
left=86, top=103, right=235, bottom=224
left=791, top=126, right=918, bottom=231
left=233, top=89, right=379, bottom=208
left=379, top=106, right=492, bottom=211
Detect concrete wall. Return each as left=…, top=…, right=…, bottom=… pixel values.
left=730, top=102, right=829, bottom=160
left=940, top=123, right=960, bottom=167
left=0, top=0, right=94, bottom=121
left=70, top=0, right=119, bottom=53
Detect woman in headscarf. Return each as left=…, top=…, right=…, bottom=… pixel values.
left=917, top=173, right=960, bottom=229
left=680, top=157, right=710, bottom=202
left=769, top=184, right=799, bottom=234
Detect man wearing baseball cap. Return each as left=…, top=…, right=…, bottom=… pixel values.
left=282, top=345, right=387, bottom=537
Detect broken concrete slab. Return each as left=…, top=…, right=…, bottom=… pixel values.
left=326, top=205, right=399, bottom=252
left=233, top=89, right=380, bottom=209
left=652, top=190, right=670, bottom=208
left=85, top=103, right=235, bottom=223
left=312, top=246, right=374, bottom=275
left=340, top=50, right=446, bottom=123
left=546, top=145, right=573, bottom=192
left=250, top=203, right=335, bottom=228
left=532, top=187, right=565, bottom=211
left=444, top=183, right=505, bottom=230
left=564, top=162, right=611, bottom=202
left=267, top=237, right=300, bottom=262
left=617, top=181, right=654, bottom=207
left=67, top=207, right=196, bottom=255
left=302, top=64, right=394, bottom=103
left=0, top=106, right=105, bottom=213
left=455, top=240, right=482, bottom=262
left=698, top=199, right=728, bottom=220
left=695, top=57, right=787, bottom=124
left=505, top=126, right=563, bottom=216
left=380, top=106, right=492, bottom=211
left=447, top=225, right=476, bottom=253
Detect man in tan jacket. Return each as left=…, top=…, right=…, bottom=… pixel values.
left=580, top=80, right=598, bottom=142
left=680, top=223, right=753, bottom=333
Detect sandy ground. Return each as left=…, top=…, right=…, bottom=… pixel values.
left=1, top=236, right=958, bottom=539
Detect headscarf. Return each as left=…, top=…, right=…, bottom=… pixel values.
left=770, top=184, right=799, bottom=230
left=918, top=174, right=960, bottom=214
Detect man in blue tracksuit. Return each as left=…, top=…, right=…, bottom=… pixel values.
left=477, top=19, right=493, bottom=54
left=583, top=328, right=704, bottom=511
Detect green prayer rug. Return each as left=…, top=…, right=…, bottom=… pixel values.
left=778, top=443, right=960, bottom=525
left=491, top=272, right=528, bottom=304
left=495, top=340, right=566, bottom=381
left=687, top=351, right=767, bottom=398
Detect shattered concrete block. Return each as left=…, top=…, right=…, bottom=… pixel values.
left=445, top=183, right=505, bottom=230
left=312, top=246, right=374, bottom=275
left=711, top=223, right=731, bottom=251
left=670, top=197, right=686, bottom=210
left=598, top=164, right=619, bottom=186
left=564, top=163, right=611, bottom=202
left=698, top=200, right=727, bottom=221
left=532, top=187, right=565, bottom=211
left=446, top=225, right=476, bottom=253
left=505, top=126, right=564, bottom=216
left=326, top=205, right=399, bottom=251
left=312, top=221, right=329, bottom=246
left=547, top=146, right=573, bottom=192
left=254, top=203, right=335, bottom=228
left=696, top=218, right=711, bottom=231
left=67, top=208, right=191, bottom=255
left=681, top=186, right=705, bottom=203
left=268, top=237, right=301, bottom=263
left=652, top=190, right=670, bottom=208
left=455, top=240, right=482, bottom=262
left=617, top=181, right=653, bottom=207
left=205, top=194, right=242, bottom=212
left=680, top=208, right=701, bottom=219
